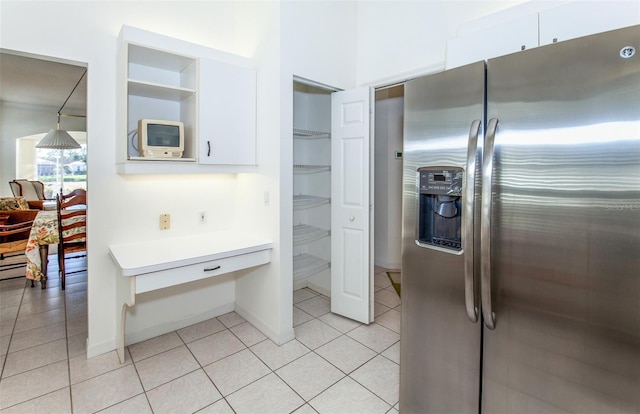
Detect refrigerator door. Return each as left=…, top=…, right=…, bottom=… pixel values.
left=483, top=25, right=640, bottom=413
left=401, top=61, right=484, bottom=413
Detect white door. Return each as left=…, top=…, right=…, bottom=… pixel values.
left=331, top=87, right=373, bottom=324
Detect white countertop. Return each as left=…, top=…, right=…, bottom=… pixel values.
left=109, top=231, right=273, bottom=277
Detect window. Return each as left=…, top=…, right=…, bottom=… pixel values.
left=16, top=132, right=87, bottom=198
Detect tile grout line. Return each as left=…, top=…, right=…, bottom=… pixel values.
left=0, top=269, right=77, bottom=410
left=0, top=278, right=27, bottom=382
left=1, top=269, right=401, bottom=413
left=63, top=271, right=75, bottom=414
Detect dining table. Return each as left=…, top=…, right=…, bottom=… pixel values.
left=25, top=209, right=85, bottom=289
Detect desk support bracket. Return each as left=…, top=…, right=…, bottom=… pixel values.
left=117, top=277, right=136, bottom=364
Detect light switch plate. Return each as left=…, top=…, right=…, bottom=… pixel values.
left=160, top=213, right=170, bottom=230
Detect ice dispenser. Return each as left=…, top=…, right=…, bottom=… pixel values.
left=418, top=167, right=463, bottom=251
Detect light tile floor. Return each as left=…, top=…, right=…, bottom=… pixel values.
left=0, top=260, right=401, bottom=414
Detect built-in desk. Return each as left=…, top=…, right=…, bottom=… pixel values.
left=109, top=232, right=273, bottom=363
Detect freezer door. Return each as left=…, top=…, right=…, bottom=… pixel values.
left=483, top=25, right=640, bottom=413
left=400, top=61, right=484, bottom=413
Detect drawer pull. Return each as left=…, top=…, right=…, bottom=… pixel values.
left=204, top=265, right=221, bottom=272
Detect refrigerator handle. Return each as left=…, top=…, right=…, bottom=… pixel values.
left=481, top=117, right=499, bottom=330
left=464, top=119, right=481, bottom=323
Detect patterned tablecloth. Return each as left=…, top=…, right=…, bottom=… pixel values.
left=25, top=210, right=85, bottom=281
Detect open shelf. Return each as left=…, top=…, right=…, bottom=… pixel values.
left=293, top=194, right=330, bottom=209
left=128, top=79, right=195, bottom=101
left=293, top=224, right=330, bottom=245
left=127, top=156, right=196, bottom=162
left=128, top=44, right=196, bottom=72
left=293, top=253, right=330, bottom=281
left=293, top=164, right=331, bottom=173
left=293, top=128, right=331, bottom=140
left=292, top=82, right=333, bottom=291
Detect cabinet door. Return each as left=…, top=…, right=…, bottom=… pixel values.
left=199, top=58, right=256, bottom=165
left=539, top=1, right=640, bottom=46
left=330, top=86, right=373, bottom=324
left=446, top=13, right=538, bottom=69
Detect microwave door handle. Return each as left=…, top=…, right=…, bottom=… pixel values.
left=464, top=119, right=481, bottom=323
left=481, top=117, right=499, bottom=330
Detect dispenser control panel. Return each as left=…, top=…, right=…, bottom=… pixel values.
left=419, top=168, right=463, bottom=196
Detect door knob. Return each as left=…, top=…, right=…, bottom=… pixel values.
left=349, top=216, right=355, bottom=222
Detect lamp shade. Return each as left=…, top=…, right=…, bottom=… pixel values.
left=36, top=128, right=81, bottom=149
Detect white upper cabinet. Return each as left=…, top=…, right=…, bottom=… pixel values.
left=446, top=1, right=640, bottom=70
left=446, top=13, right=538, bottom=69
left=539, top=1, right=640, bottom=46
left=199, top=59, right=257, bottom=165
left=116, top=26, right=257, bottom=174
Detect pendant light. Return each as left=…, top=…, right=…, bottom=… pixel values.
left=36, top=68, right=86, bottom=193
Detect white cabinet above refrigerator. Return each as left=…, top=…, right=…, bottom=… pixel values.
left=446, top=1, right=640, bottom=69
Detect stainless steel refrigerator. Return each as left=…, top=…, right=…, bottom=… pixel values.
left=400, top=25, right=640, bottom=413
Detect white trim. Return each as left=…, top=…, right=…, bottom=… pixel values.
left=293, top=75, right=340, bottom=92
left=124, top=302, right=235, bottom=347
left=86, top=337, right=117, bottom=359
left=360, top=62, right=444, bottom=90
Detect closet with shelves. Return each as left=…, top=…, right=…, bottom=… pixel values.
left=291, top=81, right=374, bottom=324
left=292, top=82, right=333, bottom=294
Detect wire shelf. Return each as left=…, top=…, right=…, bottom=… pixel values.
left=293, top=253, right=330, bottom=281
left=293, top=194, right=330, bottom=209
left=293, top=164, right=331, bottom=173
left=293, top=128, right=331, bottom=140
left=293, top=224, right=330, bottom=245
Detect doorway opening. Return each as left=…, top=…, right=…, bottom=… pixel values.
left=0, top=48, right=88, bottom=338
left=292, top=80, right=334, bottom=296
left=373, top=84, right=404, bottom=277
left=292, top=78, right=378, bottom=324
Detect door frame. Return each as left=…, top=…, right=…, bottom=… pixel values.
left=291, top=76, right=375, bottom=323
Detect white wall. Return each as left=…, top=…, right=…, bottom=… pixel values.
left=230, top=1, right=289, bottom=343
left=0, top=0, right=284, bottom=357
left=374, top=87, right=403, bottom=270
left=357, top=1, right=640, bottom=86
left=356, top=1, right=528, bottom=86
left=275, top=1, right=358, bottom=337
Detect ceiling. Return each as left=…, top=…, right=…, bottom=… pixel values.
left=0, top=51, right=87, bottom=113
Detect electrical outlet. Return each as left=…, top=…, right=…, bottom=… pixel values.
left=199, top=211, right=206, bottom=223
left=159, top=214, right=170, bottom=230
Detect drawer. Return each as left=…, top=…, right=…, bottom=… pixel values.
left=135, top=249, right=271, bottom=294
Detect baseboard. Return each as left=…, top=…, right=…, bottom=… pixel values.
left=306, top=280, right=330, bottom=297
left=234, top=303, right=295, bottom=345
left=293, top=278, right=308, bottom=291
left=123, top=302, right=235, bottom=347
left=87, top=300, right=295, bottom=358
left=86, top=336, right=117, bottom=359
left=375, top=260, right=401, bottom=271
